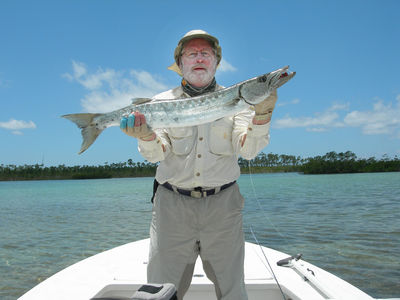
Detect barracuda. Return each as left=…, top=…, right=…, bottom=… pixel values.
left=63, top=66, right=295, bottom=154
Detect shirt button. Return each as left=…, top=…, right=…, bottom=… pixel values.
left=196, top=172, right=200, bottom=176
left=199, top=137, right=203, bottom=141
left=197, top=154, right=202, bottom=158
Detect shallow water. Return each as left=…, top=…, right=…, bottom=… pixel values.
left=0, top=172, right=399, bottom=299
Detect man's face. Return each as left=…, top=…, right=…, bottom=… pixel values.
left=179, top=38, right=218, bottom=88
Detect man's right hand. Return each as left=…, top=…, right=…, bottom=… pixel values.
left=120, top=112, right=156, bottom=141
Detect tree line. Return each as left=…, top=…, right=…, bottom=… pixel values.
left=300, top=151, right=400, bottom=174
left=0, top=159, right=158, bottom=181
left=1, top=151, right=399, bottom=181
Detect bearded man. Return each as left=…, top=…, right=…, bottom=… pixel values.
left=121, top=29, right=278, bottom=300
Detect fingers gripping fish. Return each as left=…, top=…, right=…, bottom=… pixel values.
left=62, top=66, right=295, bottom=154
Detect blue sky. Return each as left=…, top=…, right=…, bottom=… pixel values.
left=1, top=0, right=399, bottom=166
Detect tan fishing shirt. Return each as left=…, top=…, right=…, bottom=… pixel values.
left=138, top=85, right=271, bottom=189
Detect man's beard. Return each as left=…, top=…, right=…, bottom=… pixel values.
left=181, top=63, right=217, bottom=88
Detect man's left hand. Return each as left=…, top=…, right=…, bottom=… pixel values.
left=253, top=89, right=278, bottom=125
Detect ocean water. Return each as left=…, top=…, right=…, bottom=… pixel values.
left=0, top=172, right=399, bottom=299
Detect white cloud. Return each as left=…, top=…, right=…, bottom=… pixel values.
left=63, top=61, right=169, bottom=113
left=63, top=61, right=121, bottom=91
left=130, top=70, right=168, bottom=91
left=274, top=96, right=400, bottom=138
left=307, top=127, right=328, bottom=132
left=277, top=98, right=300, bottom=107
left=344, top=97, right=400, bottom=135
left=292, top=98, right=300, bottom=105
left=0, top=119, right=36, bottom=134
left=217, top=58, right=237, bottom=72
left=274, top=109, right=342, bottom=129
left=329, top=102, right=350, bottom=111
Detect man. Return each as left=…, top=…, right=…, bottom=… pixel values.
left=120, top=30, right=277, bottom=300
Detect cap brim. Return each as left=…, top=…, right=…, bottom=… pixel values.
left=180, top=33, right=219, bottom=47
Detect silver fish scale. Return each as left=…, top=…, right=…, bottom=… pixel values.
left=134, top=87, right=245, bottom=128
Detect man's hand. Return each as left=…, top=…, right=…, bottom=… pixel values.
left=253, top=89, right=278, bottom=125
left=120, top=112, right=156, bottom=141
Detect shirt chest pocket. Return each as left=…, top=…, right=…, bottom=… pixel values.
left=209, top=118, right=234, bottom=155
left=168, top=127, right=195, bottom=155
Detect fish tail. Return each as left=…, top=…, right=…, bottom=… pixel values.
left=62, top=113, right=103, bottom=154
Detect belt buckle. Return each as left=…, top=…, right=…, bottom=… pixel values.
left=190, top=190, right=203, bottom=198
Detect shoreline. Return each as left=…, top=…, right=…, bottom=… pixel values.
left=2, top=168, right=400, bottom=182
left=2, top=151, right=399, bottom=181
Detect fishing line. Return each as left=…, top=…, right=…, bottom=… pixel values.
left=246, top=160, right=290, bottom=245
left=246, top=159, right=288, bottom=300
left=250, top=226, right=287, bottom=300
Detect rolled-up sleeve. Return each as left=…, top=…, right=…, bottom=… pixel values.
left=241, top=122, right=270, bottom=160
left=233, top=109, right=270, bottom=160
left=138, top=128, right=171, bottom=163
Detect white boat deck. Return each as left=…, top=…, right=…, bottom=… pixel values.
left=19, top=239, right=379, bottom=300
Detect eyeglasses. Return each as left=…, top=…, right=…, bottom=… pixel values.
left=181, top=49, right=215, bottom=59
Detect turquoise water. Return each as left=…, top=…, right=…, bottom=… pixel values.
left=0, top=173, right=399, bottom=299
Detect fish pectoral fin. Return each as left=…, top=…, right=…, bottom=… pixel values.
left=131, top=97, right=152, bottom=105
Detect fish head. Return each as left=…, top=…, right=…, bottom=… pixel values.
left=240, top=66, right=295, bottom=105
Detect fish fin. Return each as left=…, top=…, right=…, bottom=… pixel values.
left=131, top=97, right=152, bottom=105
left=62, top=113, right=104, bottom=154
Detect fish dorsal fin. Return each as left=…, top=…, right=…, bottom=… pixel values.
left=131, top=97, right=152, bottom=105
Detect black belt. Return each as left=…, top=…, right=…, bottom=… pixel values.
left=161, top=181, right=236, bottom=198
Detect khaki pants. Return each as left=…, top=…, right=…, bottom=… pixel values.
left=147, top=183, right=248, bottom=300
